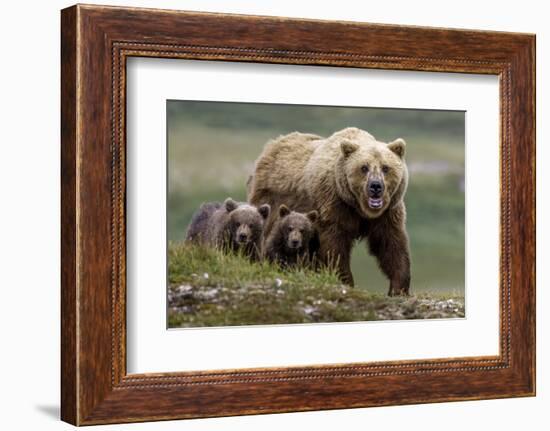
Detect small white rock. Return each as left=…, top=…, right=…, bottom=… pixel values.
left=203, top=272, right=209, bottom=279
left=177, top=284, right=193, bottom=293
left=303, top=306, right=316, bottom=315
left=275, top=278, right=283, bottom=287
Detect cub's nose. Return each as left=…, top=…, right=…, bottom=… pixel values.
left=291, top=239, right=300, bottom=248
left=238, top=233, right=248, bottom=242
left=368, top=180, right=383, bottom=197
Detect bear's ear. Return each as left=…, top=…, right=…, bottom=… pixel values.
left=340, top=140, right=359, bottom=158
left=224, top=198, right=238, bottom=213
left=278, top=204, right=291, bottom=218
left=258, top=204, right=271, bottom=220
left=388, top=138, right=406, bottom=158
left=306, top=210, right=318, bottom=224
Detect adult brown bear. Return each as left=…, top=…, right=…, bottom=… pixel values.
left=247, top=127, right=411, bottom=296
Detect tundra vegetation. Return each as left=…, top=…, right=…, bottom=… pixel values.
left=168, top=242, right=464, bottom=327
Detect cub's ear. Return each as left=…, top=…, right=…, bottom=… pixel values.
left=340, top=140, right=359, bottom=158
left=224, top=198, right=238, bottom=213
left=306, top=210, right=318, bottom=224
left=278, top=204, right=291, bottom=218
left=388, top=138, right=406, bottom=158
left=258, top=204, right=270, bottom=220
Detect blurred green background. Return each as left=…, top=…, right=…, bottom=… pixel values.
left=167, top=100, right=465, bottom=295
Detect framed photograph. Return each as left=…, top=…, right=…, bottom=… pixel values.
left=61, top=4, right=535, bottom=425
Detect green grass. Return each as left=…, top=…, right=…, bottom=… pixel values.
left=168, top=243, right=465, bottom=328
left=169, top=241, right=341, bottom=293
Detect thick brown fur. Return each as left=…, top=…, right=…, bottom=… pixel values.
left=185, top=198, right=270, bottom=261
left=263, top=204, right=320, bottom=268
left=248, top=127, right=411, bottom=295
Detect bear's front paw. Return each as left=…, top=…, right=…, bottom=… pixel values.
left=388, top=283, right=410, bottom=297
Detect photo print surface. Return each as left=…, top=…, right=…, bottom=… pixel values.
left=167, top=100, right=465, bottom=328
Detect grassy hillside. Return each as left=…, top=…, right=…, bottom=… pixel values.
left=167, top=101, right=465, bottom=295
left=168, top=243, right=465, bottom=328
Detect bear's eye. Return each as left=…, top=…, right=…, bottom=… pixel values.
left=361, top=165, right=369, bottom=174
left=382, top=165, right=390, bottom=174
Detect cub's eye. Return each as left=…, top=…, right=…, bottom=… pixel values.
left=382, top=165, right=390, bottom=174
left=361, top=165, right=369, bottom=174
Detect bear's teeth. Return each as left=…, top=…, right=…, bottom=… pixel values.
left=368, top=198, right=383, bottom=208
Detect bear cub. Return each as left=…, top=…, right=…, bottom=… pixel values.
left=186, top=197, right=270, bottom=261
left=263, top=204, right=319, bottom=268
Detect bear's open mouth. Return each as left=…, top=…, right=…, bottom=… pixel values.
left=368, top=197, right=384, bottom=209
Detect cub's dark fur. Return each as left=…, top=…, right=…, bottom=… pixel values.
left=263, top=204, right=320, bottom=268
left=186, top=198, right=270, bottom=260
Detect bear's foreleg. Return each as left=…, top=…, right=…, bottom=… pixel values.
left=367, top=203, right=411, bottom=296
left=319, top=231, right=355, bottom=286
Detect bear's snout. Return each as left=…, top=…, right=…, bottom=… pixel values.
left=236, top=224, right=252, bottom=244
left=366, top=178, right=386, bottom=210
left=367, top=179, right=384, bottom=198
left=287, top=230, right=303, bottom=249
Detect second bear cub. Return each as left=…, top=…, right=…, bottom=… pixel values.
left=263, top=204, right=319, bottom=268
